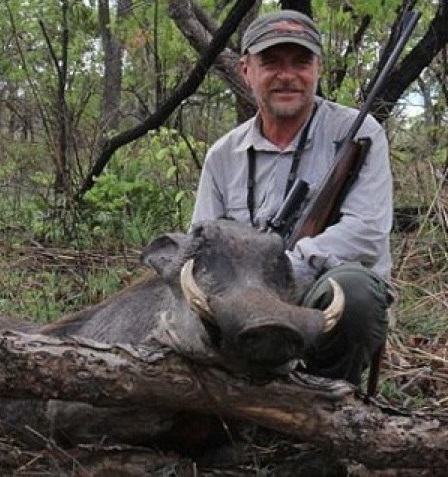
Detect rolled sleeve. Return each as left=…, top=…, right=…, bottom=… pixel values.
left=191, top=155, right=225, bottom=225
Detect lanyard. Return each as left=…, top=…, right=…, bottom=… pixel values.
left=246, top=104, right=317, bottom=225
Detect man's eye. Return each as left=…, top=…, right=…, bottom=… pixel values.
left=260, top=58, right=277, bottom=66
left=293, top=57, right=312, bottom=66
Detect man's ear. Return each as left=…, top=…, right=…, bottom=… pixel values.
left=316, top=56, right=323, bottom=75
left=239, top=55, right=251, bottom=86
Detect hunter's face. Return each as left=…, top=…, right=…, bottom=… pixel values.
left=241, top=43, right=320, bottom=121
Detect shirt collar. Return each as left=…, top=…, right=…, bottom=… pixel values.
left=235, top=97, right=322, bottom=154
left=234, top=113, right=280, bottom=153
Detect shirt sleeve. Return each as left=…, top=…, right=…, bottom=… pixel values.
left=191, top=152, right=225, bottom=225
left=292, top=119, right=393, bottom=274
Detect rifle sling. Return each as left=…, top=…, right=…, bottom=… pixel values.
left=246, top=104, right=317, bottom=225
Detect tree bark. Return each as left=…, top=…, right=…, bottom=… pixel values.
left=98, top=0, right=131, bottom=132
left=0, top=330, right=447, bottom=473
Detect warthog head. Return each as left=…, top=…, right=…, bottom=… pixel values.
left=142, top=220, right=343, bottom=374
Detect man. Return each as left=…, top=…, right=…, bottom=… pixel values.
left=191, top=10, right=393, bottom=386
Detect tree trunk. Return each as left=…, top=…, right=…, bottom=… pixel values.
left=167, top=0, right=258, bottom=122
left=98, top=0, right=131, bottom=133
left=0, top=330, right=447, bottom=473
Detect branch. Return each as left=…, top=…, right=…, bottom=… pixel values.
left=167, top=0, right=256, bottom=118
left=75, top=0, right=258, bottom=201
left=372, top=0, right=448, bottom=122
left=0, top=331, right=447, bottom=472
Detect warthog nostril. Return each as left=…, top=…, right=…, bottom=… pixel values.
left=236, top=326, right=304, bottom=367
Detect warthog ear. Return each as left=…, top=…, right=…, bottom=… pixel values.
left=140, top=233, right=186, bottom=276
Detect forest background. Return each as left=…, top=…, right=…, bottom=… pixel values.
left=0, top=0, right=447, bottom=416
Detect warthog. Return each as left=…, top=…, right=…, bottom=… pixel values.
left=0, top=219, right=344, bottom=456
left=39, top=219, right=343, bottom=373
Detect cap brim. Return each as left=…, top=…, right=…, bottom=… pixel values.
left=246, top=37, right=321, bottom=56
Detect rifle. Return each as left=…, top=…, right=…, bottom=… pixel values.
left=268, top=9, right=421, bottom=397
left=268, top=9, right=421, bottom=251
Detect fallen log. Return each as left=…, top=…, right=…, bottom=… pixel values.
left=0, top=330, right=447, bottom=473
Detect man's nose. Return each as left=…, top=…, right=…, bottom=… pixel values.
left=276, top=64, right=297, bottom=79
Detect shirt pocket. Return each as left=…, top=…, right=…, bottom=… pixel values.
left=226, top=190, right=267, bottom=224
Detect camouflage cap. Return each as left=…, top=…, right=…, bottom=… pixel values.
left=241, top=10, right=322, bottom=57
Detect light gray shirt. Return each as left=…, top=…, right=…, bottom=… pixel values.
left=191, top=96, right=393, bottom=279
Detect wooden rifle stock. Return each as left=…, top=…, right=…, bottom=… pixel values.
left=285, top=137, right=371, bottom=249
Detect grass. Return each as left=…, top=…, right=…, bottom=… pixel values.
left=0, top=244, right=144, bottom=323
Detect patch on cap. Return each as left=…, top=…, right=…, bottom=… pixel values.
left=269, top=20, right=307, bottom=34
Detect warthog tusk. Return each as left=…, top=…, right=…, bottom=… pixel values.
left=322, top=278, right=345, bottom=333
left=180, top=259, right=214, bottom=321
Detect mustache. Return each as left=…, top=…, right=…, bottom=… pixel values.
left=269, top=83, right=302, bottom=93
